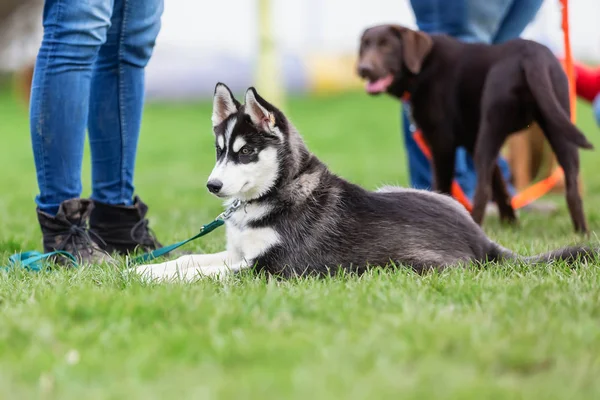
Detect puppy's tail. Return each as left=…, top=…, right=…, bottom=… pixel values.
left=523, top=56, right=593, bottom=150
left=523, top=245, right=597, bottom=265
left=489, top=243, right=597, bottom=266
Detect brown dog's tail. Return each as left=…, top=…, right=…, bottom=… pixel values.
left=523, top=57, right=594, bottom=150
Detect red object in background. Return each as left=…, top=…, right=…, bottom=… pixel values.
left=559, top=59, right=600, bottom=103
left=573, top=64, right=600, bottom=103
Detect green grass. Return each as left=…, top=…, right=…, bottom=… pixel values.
left=0, top=88, right=600, bottom=399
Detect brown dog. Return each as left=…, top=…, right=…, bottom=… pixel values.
left=357, top=24, right=593, bottom=234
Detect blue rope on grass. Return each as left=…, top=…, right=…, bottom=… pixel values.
left=2, top=250, right=78, bottom=272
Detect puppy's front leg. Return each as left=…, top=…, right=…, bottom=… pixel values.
left=132, top=251, right=240, bottom=282
left=182, top=260, right=251, bottom=282
left=173, top=251, right=236, bottom=267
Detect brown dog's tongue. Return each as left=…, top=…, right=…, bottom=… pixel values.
left=366, top=75, right=394, bottom=93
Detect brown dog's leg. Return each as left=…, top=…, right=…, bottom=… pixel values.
left=471, top=180, right=492, bottom=225
left=471, top=153, right=495, bottom=225
left=430, top=147, right=455, bottom=195
left=537, top=117, right=588, bottom=233
left=546, top=147, right=585, bottom=197
left=531, top=59, right=591, bottom=233
left=564, top=168, right=588, bottom=234
left=491, top=164, right=517, bottom=223
left=550, top=142, right=588, bottom=234
left=471, top=119, right=512, bottom=225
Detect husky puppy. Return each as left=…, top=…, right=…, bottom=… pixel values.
left=133, top=83, right=595, bottom=282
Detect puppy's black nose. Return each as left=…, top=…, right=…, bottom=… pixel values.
left=357, top=63, right=374, bottom=79
left=206, top=180, right=223, bottom=194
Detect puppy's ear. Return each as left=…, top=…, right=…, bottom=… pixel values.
left=212, top=83, right=241, bottom=127
left=389, top=25, right=433, bottom=74
left=244, top=87, right=276, bottom=132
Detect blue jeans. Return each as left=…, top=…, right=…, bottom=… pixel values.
left=30, top=0, right=163, bottom=216
left=403, top=0, right=544, bottom=200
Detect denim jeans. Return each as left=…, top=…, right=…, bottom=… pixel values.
left=30, top=0, right=163, bottom=216
left=403, top=0, right=544, bottom=200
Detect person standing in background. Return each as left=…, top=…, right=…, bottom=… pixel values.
left=30, top=0, right=164, bottom=263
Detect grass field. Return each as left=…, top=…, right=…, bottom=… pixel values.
left=1, top=87, right=600, bottom=399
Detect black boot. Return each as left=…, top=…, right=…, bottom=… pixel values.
left=37, top=198, right=114, bottom=266
left=89, top=196, right=162, bottom=255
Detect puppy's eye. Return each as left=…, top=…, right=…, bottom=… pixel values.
left=378, top=39, right=387, bottom=47
left=240, top=146, right=252, bottom=155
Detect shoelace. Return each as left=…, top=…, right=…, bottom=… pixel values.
left=56, top=225, right=106, bottom=253
left=130, top=218, right=161, bottom=247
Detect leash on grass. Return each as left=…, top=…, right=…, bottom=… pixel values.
left=2, top=199, right=244, bottom=273
left=125, top=199, right=243, bottom=267
left=2, top=250, right=78, bottom=272
left=403, top=0, right=577, bottom=211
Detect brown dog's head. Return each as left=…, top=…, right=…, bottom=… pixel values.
left=357, top=24, right=433, bottom=95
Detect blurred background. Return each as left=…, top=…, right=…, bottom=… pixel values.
left=1, top=0, right=599, bottom=102
left=0, top=0, right=598, bottom=251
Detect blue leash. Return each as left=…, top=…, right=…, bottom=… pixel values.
left=3, top=250, right=78, bottom=272
left=2, top=200, right=243, bottom=273
left=126, top=218, right=225, bottom=266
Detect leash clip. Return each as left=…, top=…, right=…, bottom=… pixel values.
left=216, top=199, right=244, bottom=221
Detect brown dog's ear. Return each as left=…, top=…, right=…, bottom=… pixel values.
left=389, top=25, right=433, bottom=74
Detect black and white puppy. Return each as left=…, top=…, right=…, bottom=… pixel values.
left=132, top=83, right=595, bottom=282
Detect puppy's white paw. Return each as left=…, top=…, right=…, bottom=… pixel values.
left=131, top=262, right=189, bottom=282
left=130, top=262, right=235, bottom=283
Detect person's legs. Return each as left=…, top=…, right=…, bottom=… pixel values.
left=491, top=0, right=545, bottom=44
left=30, top=0, right=115, bottom=264
left=409, top=0, right=468, bottom=38
left=30, top=0, right=113, bottom=216
left=401, top=108, right=432, bottom=190
left=404, top=0, right=514, bottom=200
left=88, top=0, right=163, bottom=206
left=87, top=0, right=164, bottom=254
left=463, top=0, right=514, bottom=45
